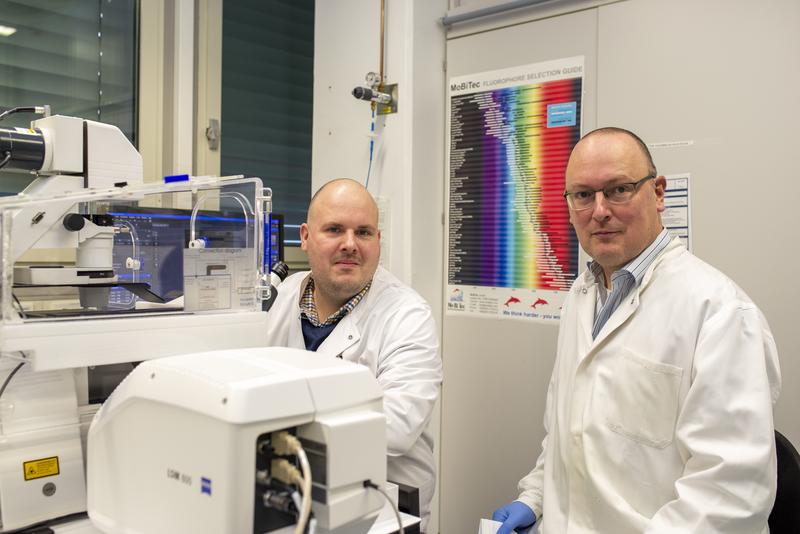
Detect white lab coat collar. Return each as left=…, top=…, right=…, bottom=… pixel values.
left=296, top=273, right=375, bottom=358
left=575, top=237, right=686, bottom=356
left=315, top=312, right=361, bottom=358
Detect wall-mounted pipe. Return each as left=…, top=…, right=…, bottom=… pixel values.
left=380, top=0, right=386, bottom=82
left=441, top=0, right=556, bottom=27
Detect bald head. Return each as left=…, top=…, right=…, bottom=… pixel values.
left=300, top=178, right=381, bottom=316
left=307, top=178, right=379, bottom=227
left=574, top=127, right=657, bottom=176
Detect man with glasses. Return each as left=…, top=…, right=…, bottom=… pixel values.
left=492, top=127, right=781, bottom=534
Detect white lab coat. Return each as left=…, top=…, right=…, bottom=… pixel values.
left=265, top=266, right=442, bottom=530
left=516, top=238, right=781, bottom=534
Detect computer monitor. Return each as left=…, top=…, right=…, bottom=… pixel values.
left=108, top=207, right=284, bottom=308
left=108, top=207, right=253, bottom=308
left=267, top=213, right=284, bottom=271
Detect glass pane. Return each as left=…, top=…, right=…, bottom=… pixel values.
left=0, top=0, right=137, bottom=193
left=5, top=176, right=265, bottom=318
left=221, top=0, right=314, bottom=246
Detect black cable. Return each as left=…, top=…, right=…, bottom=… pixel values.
left=12, top=293, right=27, bottom=318
left=0, top=360, right=26, bottom=401
left=0, top=106, right=42, bottom=121
left=2, top=511, right=89, bottom=533
left=0, top=106, right=39, bottom=122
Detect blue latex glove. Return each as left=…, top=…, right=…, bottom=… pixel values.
left=492, top=501, right=536, bottom=534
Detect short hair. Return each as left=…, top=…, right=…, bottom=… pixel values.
left=581, top=127, right=657, bottom=176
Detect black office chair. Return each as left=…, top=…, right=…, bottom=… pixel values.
left=769, top=430, right=800, bottom=533
left=388, top=480, right=422, bottom=534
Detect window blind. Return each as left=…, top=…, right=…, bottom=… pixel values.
left=0, top=0, right=137, bottom=193
left=221, top=0, right=314, bottom=245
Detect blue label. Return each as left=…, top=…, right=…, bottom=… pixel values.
left=547, top=102, right=577, bottom=128
left=164, top=173, right=190, bottom=183
left=201, top=477, right=212, bottom=496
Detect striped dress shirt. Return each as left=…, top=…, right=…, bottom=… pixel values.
left=590, top=228, right=672, bottom=339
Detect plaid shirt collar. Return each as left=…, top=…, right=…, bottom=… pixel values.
left=299, top=275, right=372, bottom=327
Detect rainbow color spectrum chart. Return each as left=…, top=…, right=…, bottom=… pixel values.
left=446, top=57, right=583, bottom=324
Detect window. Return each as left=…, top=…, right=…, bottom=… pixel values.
left=0, top=0, right=137, bottom=193
left=220, top=0, right=314, bottom=246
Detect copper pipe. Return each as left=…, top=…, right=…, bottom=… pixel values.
left=379, top=0, right=385, bottom=84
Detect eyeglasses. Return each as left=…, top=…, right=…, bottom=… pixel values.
left=563, top=174, right=656, bottom=211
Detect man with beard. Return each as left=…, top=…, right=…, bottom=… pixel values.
left=265, top=178, right=442, bottom=532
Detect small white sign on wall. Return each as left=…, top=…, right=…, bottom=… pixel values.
left=663, top=173, right=691, bottom=250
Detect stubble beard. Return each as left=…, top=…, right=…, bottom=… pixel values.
left=315, top=273, right=365, bottom=305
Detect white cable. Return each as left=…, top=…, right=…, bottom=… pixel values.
left=116, top=221, right=139, bottom=282
left=109, top=221, right=139, bottom=308
left=271, top=431, right=314, bottom=534
left=366, top=482, right=404, bottom=534
left=189, top=191, right=253, bottom=247
left=293, top=445, right=312, bottom=534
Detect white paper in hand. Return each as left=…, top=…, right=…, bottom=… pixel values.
left=479, top=517, right=539, bottom=534
left=478, top=518, right=502, bottom=534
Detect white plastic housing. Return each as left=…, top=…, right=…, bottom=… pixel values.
left=33, top=115, right=143, bottom=188
left=87, top=347, right=387, bottom=534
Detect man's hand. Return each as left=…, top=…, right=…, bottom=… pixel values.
left=492, top=501, right=536, bottom=534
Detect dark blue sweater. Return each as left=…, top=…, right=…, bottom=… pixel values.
left=300, top=316, right=340, bottom=352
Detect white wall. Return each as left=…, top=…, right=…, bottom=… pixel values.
left=312, top=0, right=447, bottom=530
left=440, top=1, right=800, bottom=532
left=313, top=0, right=446, bottom=292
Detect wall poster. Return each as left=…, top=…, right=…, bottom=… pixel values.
left=446, top=57, right=583, bottom=324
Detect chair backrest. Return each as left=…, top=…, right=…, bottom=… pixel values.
left=769, top=430, right=800, bottom=533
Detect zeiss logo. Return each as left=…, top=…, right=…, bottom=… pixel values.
left=201, top=477, right=212, bottom=496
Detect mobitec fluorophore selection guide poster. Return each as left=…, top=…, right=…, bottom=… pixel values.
left=446, top=57, right=583, bottom=324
